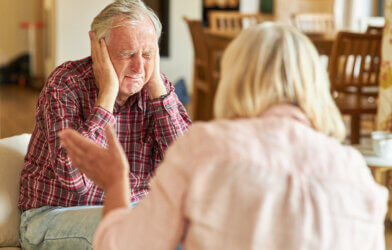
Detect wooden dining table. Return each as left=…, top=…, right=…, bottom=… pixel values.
left=355, top=144, right=392, bottom=183
left=200, top=29, right=338, bottom=119
left=304, top=32, right=336, bottom=56
left=354, top=143, right=392, bottom=235
left=205, top=28, right=336, bottom=57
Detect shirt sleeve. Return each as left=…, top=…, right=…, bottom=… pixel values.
left=93, top=132, right=192, bottom=250
left=148, top=74, right=191, bottom=157
left=42, top=75, right=115, bottom=195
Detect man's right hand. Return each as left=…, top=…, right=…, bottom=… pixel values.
left=89, top=31, right=119, bottom=113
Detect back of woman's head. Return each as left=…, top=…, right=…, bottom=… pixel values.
left=213, top=23, right=346, bottom=141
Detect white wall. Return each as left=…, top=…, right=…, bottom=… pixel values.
left=0, top=0, right=34, bottom=65
left=240, top=0, right=260, bottom=13
left=160, top=0, right=202, bottom=89
left=335, top=0, right=373, bottom=30
left=55, top=0, right=112, bottom=66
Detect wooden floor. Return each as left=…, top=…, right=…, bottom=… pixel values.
left=0, top=84, right=40, bottom=138
left=1, top=84, right=392, bottom=248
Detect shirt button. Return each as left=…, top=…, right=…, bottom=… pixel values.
left=165, top=104, right=170, bottom=109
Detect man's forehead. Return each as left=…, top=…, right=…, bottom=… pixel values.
left=111, top=14, right=155, bottom=34
left=107, top=31, right=156, bottom=55
left=108, top=19, right=156, bottom=42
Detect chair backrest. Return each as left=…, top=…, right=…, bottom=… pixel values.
left=183, top=17, right=208, bottom=65
left=291, top=13, right=335, bottom=34
left=208, top=11, right=262, bottom=33
left=184, top=16, right=233, bottom=121
left=202, top=33, right=231, bottom=120
left=366, top=25, right=383, bottom=34
left=183, top=17, right=220, bottom=121
left=328, top=31, right=382, bottom=93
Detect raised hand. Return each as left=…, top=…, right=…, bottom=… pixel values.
left=89, top=31, right=119, bottom=112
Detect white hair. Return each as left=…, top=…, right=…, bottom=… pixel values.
left=91, top=0, right=162, bottom=42
left=214, top=23, right=346, bottom=142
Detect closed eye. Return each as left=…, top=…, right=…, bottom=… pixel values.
left=143, top=52, right=153, bottom=59
left=119, top=50, right=135, bottom=58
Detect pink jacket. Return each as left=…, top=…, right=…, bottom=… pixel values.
left=94, top=104, right=388, bottom=250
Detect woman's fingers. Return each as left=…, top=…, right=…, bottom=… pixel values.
left=58, top=128, right=119, bottom=189
left=105, top=125, right=116, bottom=149
left=59, top=129, right=96, bottom=170
left=59, top=132, right=84, bottom=164
left=105, top=125, right=121, bottom=151
left=61, top=129, right=97, bottom=151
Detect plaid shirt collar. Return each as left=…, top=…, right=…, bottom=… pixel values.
left=113, top=92, right=144, bottom=114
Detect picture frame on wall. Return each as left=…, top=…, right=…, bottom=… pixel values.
left=260, top=0, right=273, bottom=14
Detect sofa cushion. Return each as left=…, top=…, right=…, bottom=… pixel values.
left=0, top=134, right=31, bottom=247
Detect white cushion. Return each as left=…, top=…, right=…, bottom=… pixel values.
left=0, top=134, right=31, bottom=247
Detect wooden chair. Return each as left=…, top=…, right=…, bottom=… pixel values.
left=328, top=31, right=382, bottom=144
left=184, top=17, right=231, bottom=121
left=208, top=11, right=262, bottom=34
left=203, top=32, right=231, bottom=119
left=183, top=17, right=212, bottom=121
left=291, top=13, right=335, bottom=34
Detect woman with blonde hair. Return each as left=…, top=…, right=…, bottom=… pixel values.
left=59, top=23, right=387, bottom=249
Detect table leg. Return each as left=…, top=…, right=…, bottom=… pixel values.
left=351, top=115, right=360, bottom=144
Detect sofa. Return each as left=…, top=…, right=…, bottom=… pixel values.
left=0, top=134, right=31, bottom=250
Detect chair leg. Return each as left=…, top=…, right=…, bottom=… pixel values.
left=350, top=115, right=360, bottom=144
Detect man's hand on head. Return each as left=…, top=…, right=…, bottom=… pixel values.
left=145, top=45, right=167, bottom=99
left=89, top=31, right=119, bottom=113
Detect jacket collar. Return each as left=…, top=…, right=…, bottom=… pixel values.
left=261, top=104, right=312, bottom=127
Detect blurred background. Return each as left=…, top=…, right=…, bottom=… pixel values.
left=1, top=1, right=392, bottom=248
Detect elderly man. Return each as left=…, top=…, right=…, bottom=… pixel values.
left=18, top=0, right=190, bottom=249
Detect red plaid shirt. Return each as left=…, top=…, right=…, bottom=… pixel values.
left=18, top=57, right=191, bottom=210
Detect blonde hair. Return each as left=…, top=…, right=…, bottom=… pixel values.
left=91, top=0, right=162, bottom=42
left=214, top=23, right=346, bottom=141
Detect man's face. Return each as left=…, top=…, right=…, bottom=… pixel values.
left=106, top=16, right=157, bottom=101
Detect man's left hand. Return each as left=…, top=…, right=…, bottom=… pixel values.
left=145, top=45, right=167, bottom=99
